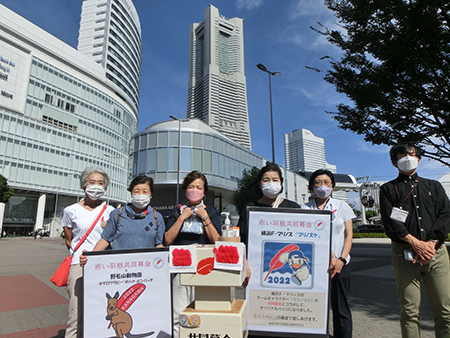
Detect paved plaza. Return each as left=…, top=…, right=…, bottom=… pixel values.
left=0, top=237, right=440, bottom=337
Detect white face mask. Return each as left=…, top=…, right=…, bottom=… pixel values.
left=261, top=182, right=282, bottom=199
left=397, top=155, right=419, bottom=173
left=314, top=185, right=332, bottom=199
left=85, top=185, right=105, bottom=201
left=130, top=194, right=151, bottom=209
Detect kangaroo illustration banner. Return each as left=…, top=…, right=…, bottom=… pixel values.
left=245, top=207, right=332, bottom=337
left=83, top=248, right=171, bottom=338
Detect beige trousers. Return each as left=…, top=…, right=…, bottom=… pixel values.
left=392, top=242, right=450, bottom=338
left=65, top=264, right=83, bottom=338
left=172, top=273, right=195, bottom=338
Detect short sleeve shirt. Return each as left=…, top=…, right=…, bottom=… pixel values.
left=301, top=198, right=355, bottom=262
left=61, top=202, right=114, bottom=265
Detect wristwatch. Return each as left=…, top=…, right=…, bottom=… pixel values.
left=338, top=256, right=347, bottom=265
left=202, top=216, right=209, bottom=221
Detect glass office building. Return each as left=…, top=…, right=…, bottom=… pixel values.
left=78, top=0, right=142, bottom=113
left=284, top=129, right=336, bottom=174
left=0, top=2, right=140, bottom=237
left=131, top=119, right=309, bottom=218
left=187, top=5, right=252, bottom=150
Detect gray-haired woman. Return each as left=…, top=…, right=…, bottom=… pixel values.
left=61, top=167, right=114, bottom=338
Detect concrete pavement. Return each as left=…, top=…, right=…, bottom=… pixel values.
left=0, top=237, right=69, bottom=338
left=0, top=237, right=441, bottom=337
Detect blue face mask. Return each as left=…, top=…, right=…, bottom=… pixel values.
left=314, top=185, right=332, bottom=199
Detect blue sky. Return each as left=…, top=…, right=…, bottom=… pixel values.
left=2, top=0, right=449, bottom=184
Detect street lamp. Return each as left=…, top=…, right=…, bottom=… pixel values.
left=53, top=186, right=61, bottom=220
left=170, top=115, right=182, bottom=207
left=257, top=63, right=280, bottom=163
left=356, top=176, right=378, bottom=225
left=104, top=153, right=120, bottom=204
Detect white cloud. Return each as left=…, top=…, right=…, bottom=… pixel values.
left=355, top=142, right=389, bottom=154
left=348, top=191, right=361, bottom=210
left=280, top=1, right=344, bottom=54
left=290, top=79, right=346, bottom=108
left=418, top=158, right=449, bottom=179
left=289, top=0, right=330, bottom=19
left=291, top=20, right=343, bottom=53
left=236, top=0, right=264, bottom=10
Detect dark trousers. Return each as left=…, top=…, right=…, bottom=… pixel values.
left=331, top=264, right=352, bottom=338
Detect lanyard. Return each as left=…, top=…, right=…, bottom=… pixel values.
left=395, top=178, right=425, bottom=239
left=395, top=178, right=419, bottom=208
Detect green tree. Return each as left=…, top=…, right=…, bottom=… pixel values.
left=232, top=166, right=260, bottom=215
left=348, top=202, right=361, bottom=218
left=365, top=209, right=378, bottom=220
left=314, top=0, right=450, bottom=166
left=0, top=174, right=13, bottom=204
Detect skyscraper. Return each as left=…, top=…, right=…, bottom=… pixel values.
left=187, top=5, right=251, bottom=150
left=78, top=0, right=142, bottom=114
left=284, top=129, right=336, bottom=173
left=0, top=1, right=140, bottom=236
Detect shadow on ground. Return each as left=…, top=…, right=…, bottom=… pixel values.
left=350, top=243, right=435, bottom=334
left=50, top=329, right=65, bottom=338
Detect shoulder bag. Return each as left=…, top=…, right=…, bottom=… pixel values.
left=50, top=203, right=107, bottom=287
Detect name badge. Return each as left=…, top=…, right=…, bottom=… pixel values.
left=390, top=207, right=408, bottom=223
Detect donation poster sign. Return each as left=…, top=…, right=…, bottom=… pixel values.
left=83, top=248, right=172, bottom=338
left=245, top=207, right=332, bottom=336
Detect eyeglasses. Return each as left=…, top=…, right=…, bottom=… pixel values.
left=314, top=180, right=332, bottom=187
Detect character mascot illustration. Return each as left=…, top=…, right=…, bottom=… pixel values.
left=279, top=249, right=310, bottom=285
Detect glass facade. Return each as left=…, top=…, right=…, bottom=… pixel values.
left=0, top=56, right=136, bottom=203
left=130, top=120, right=311, bottom=218
left=0, top=0, right=140, bottom=237
left=78, top=0, right=142, bottom=112
left=131, top=120, right=263, bottom=190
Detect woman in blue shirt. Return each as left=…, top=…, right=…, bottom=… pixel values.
left=95, top=175, right=164, bottom=250
left=80, top=175, right=164, bottom=266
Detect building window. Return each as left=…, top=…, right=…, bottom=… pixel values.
left=180, top=148, right=191, bottom=171
left=45, top=94, right=53, bottom=104
left=192, top=149, right=202, bottom=171
left=146, top=148, right=156, bottom=172
left=157, top=148, right=167, bottom=171
left=203, top=151, right=212, bottom=173
left=193, top=133, right=202, bottom=148
left=138, top=150, right=146, bottom=173
left=181, top=132, right=191, bottom=147
left=167, top=148, right=178, bottom=172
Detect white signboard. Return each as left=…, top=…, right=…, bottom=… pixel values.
left=0, top=41, right=30, bottom=112
left=246, top=208, right=332, bottom=336
left=84, top=248, right=172, bottom=338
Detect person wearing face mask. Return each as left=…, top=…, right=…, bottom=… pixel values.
left=300, top=169, right=355, bottom=338
left=61, top=167, right=114, bottom=338
left=164, top=171, right=221, bottom=338
left=236, top=162, right=300, bottom=290
left=83, top=175, right=165, bottom=253
left=237, top=162, right=300, bottom=247
left=380, top=143, right=450, bottom=338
